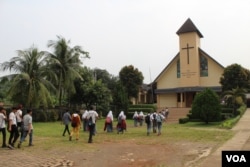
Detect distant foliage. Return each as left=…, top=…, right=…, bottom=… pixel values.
left=191, top=88, right=221, bottom=124
left=119, top=65, right=144, bottom=99
left=32, top=109, right=58, bottom=122
left=220, top=64, right=250, bottom=91
left=179, top=117, right=189, bottom=124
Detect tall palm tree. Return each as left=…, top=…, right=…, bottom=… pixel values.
left=223, top=87, right=247, bottom=115
left=47, top=36, right=89, bottom=106
left=0, top=46, right=56, bottom=108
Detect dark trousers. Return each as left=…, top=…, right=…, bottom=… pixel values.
left=88, top=124, right=95, bottom=143
left=0, top=128, right=7, bottom=147
left=62, top=124, right=70, bottom=136
left=83, top=119, right=88, bottom=131
left=17, top=122, right=23, bottom=138
left=8, top=125, right=19, bottom=145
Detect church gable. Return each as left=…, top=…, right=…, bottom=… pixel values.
left=199, top=48, right=224, bottom=86
left=156, top=54, right=180, bottom=89
left=155, top=48, right=224, bottom=90
left=154, top=18, right=224, bottom=109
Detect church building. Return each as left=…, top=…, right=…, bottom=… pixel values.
left=154, top=18, right=224, bottom=109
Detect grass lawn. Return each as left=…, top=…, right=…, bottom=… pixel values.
left=22, top=119, right=234, bottom=151
left=1, top=119, right=235, bottom=167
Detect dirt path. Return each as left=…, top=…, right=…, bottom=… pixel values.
left=0, top=135, right=222, bottom=167
left=62, top=140, right=216, bottom=167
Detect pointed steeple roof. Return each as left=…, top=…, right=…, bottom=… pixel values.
left=176, top=18, right=203, bottom=38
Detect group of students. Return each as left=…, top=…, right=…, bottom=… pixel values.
left=132, top=111, right=145, bottom=127
left=145, top=111, right=166, bottom=136
left=0, top=103, right=34, bottom=149
left=62, top=109, right=128, bottom=142
left=62, top=105, right=99, bottom=143
left=133, top=110, right=167, bottom=136
left=62, top=107, right=168, bottom=143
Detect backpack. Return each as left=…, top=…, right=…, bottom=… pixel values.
left=88, top=115, right=93, bottom=126
left=153, top=114, right=157, bottom=122
left=145, top=115, right=150, bottom=124
left=71, top=115, right=78, bottom=127
left=118, top=115, right=123, bottom=124
left=156, top=114, right=162, bottom=122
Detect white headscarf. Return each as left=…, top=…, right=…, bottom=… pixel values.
left=133, top=111, right=138, bottom=119
left=118, top=111, right=126, bottom=120
left=139, top=111, right=144, bottom=116
left=107, top=110, right=113, bottom=121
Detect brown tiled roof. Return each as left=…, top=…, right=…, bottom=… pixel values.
left=176, top=18, right=203, bottom=38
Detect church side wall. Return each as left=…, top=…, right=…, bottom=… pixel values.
left=157, top=93, right=177, bottom=109
left=157, top=58, right=180, bottom=89
left=200, top=58, right=224, bottom=86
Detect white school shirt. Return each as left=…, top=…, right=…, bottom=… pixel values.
left=23, top=114, right=33, bottom=131
left=0, top=113, right=6, bottom=128
left=16, top=109, right=22, bottom=123
left=87, top=110, right=98, bottom=123
left=9, top=112, right=17, bottom=125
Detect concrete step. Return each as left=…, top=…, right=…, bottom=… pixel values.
left=165, top=108, right=190, bottom=123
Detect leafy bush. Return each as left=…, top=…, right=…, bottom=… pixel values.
left=221, top=113, right=233, bottom=120
left=47, top=109, right=58, bottom=121
left=191, top=88, right=221, bottom=124
left=128, top=108, right=154, bottom=113
left=179, top=117, right=189, bottom=124
left=221, top=107, right=234, bottom=114
left=33, top=109, right=48, bottom=122
left=220, top=115, right=241, bottom=129
left=220, top=104, right=246, bottom=129
left=127, top=104, right=156, bottom=119
left=236, top=104, right=247, bottom=116
left=129, top=104, right=157, bottom=110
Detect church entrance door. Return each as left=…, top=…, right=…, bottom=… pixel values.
left=186, top=92, right=196, bottom=107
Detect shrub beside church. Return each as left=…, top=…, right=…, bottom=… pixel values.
left=191, top=88, right=221, bottom=124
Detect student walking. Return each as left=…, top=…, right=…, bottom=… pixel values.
left=8, top=107, right=20, bottom=148
left=62, top=110, right=71, bottom=136
left=152, top=112, right=157, bottom=133
left=156, top=112, right=165, bottom=136
left=104, top=110, right=113, bottom=132
left=81, top=110, right=89, bottom=131
left=18, top=109, right=34, bottom=148
left=117, top=111, right=127, bottom=134
left=0, top=106, right=7, bottom=148
left=145, top=113, right=153, bottom=136
left=132, top=111, right=139, bottom=127
left=69, top=111, right=81, bottom=141
left=87, top=106, right=98, bottom=143
left=16, top=104, right=23, bottom=138
left=138, top=111, right=144, bottom=126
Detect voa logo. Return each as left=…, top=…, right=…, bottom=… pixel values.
left=222, top=151, right=250, bottom=167
left=226, top=155, right=246, bottom=162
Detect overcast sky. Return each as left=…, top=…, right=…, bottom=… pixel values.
left=1, top=0, right=250, bottom=83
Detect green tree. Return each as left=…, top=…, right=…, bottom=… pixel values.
left=119, top=65, right=144, bottom=100
left=0, top=76, right=11, bottom=101
left=0, top=46, right=56, bottom=108
left=47, top=36, right=89, bottom=106
left=220, top=64, right=250, bottom=92
left=191, top=88, right=221, bottom=124
left=111, top=80, right=129, bottom=115
left=69, top=67, right=112, bottom=112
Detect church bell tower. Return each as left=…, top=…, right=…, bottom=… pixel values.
left=176, top=18, right=203, bottom=87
